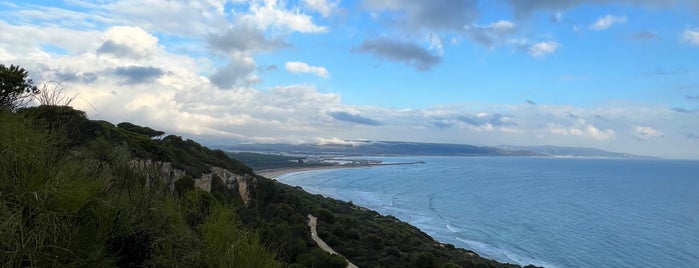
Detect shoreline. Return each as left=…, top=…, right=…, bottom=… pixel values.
left=256, top=165, right=365, bottom=179
left=256, top=161, right=534, bottom=267
left=256, top=161, right=425, bottom=179
left=258, top=161, right=521, bottom=267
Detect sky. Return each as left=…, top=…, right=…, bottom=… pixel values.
left=0, top=0, right=698, bottom=159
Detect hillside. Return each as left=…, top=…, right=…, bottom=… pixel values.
left=1, top=105, right=533, bottom=268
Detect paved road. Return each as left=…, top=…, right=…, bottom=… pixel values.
left=308, top=214, right=358, bottom=268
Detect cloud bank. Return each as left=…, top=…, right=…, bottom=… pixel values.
left=1, top=1, right=698, bottom=160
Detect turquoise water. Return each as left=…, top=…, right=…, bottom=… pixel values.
left=277, top=157, right=699, bottom=268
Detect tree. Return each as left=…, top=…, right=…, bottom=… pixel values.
left=0, top=64, right=39, bottom=111
left=117, top=122, right=165, bottom=138
left=317, top=208, right=335, bottom=224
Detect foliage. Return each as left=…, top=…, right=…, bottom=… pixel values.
left=117, top=122, right=165, bottom=138
left=0, top=111, right=278, bottom=267
left=226, top=152, right=309, bottom=170
left=411, top=252, right=436, bottom=268
left=19, top=106, right=252, bottom=178
left=0, top=64, right=39, bottom=111
left=174, top=175, right=195, bottom=195
left=316, top=208, right=334, bottom=224
left=199, top=204, right=278, bottom=268
left=295, top=248, right=348, bottom=268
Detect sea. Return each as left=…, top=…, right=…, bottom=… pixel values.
left=276, top=156, right=699, bottom=268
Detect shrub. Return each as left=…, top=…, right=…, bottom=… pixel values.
left=411, top=252, right=436, bottom=268
left=174, top=175, right=195, bottom=195
left=317, top=208, right=335, bottom=224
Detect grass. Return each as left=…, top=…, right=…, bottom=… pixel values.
left=0, top=109, right=278, bottom=267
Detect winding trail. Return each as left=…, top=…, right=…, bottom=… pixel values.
left=308, top=215, right=358, bottom=268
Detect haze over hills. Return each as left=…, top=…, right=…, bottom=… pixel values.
left=495, top=145, right=659, bottom=159
left=222, top=140, right=653, bottom=159
left=223, top=140, right=537, bottom=156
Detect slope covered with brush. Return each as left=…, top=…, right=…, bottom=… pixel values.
left=2, top=105, right=534, bottom=268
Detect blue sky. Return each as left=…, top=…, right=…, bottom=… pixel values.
left=1, top=0, right=698, bottom=159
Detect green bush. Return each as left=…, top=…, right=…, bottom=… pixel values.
left=411, top=252, right=436, bottom=268
left=295, top=248, right=347, bottom=268
left=317, top=208, right=335, bottom=224
left=199, top=204, right=278, bottom=268
left=175, top=175, right=195, bottom=195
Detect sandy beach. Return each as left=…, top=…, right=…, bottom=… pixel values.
left=256, top=165, right=364, bottom=179
left=257, top=160, right=426, bottom=179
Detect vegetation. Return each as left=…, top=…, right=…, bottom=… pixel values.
left=226, top=152, right=330, bottom=171
left=117, top=122, right=165, bottom=139
left=0, top=109, right=277, bottom=267
left=0, top=64, right=39, bottom=111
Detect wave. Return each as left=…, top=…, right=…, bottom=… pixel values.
left=503, top=251, right=559, bottom=268
left=455, top=238, right=558, bottom=268
left=446, top=224, right=462, bottom=233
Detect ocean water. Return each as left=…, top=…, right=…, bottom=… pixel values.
left=277, top=157, right=699, bottom=268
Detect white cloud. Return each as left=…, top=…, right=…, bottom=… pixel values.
left=634, top=126, right=664, bottom=140
left=426, top=33, right=444, bottom=55
left=97, top=26, right=159, bottom=59
left=314, top=137, right=365, bottom=146
left=0, top=20, right=101, bottom=57
left=243, top=0, right=328, bottom=33
left=682, top=29, right=699, bottom=46
left=303, top=0, right=338, bottom=17
left=547, top=121, right=615, bottom=141
left=81, top=0, right=230, bottom=36
left=285, top=61, right=329, bottom=78
left=528, top=41, right=560, bottom=58
left=589, top=15, right=628, bottom=31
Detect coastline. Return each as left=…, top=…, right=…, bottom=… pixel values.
left=255, top=159, right=534, bottom=267
left=256, top=160, right=425, bottom=179
left=256, top=165, right=364, bottom=179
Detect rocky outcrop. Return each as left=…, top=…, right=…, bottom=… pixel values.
left=130, top=159, right=185, bottom=192
left=131, top=159, right=255, bottom=206
left=196, top=167, right=256, bottom=205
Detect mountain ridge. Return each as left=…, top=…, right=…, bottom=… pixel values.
left=222, top=140, right=652, bottom=159
left=495, top=145, right=659, bottom=159
left=223, top=140, right=540, bottom=156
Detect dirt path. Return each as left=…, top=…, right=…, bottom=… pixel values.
left=308, top=215, right=358, bottom=268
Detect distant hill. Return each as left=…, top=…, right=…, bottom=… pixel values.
left=224, top=140, right=541, bottom=157
left=496, top=145, right=658, bottom=159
